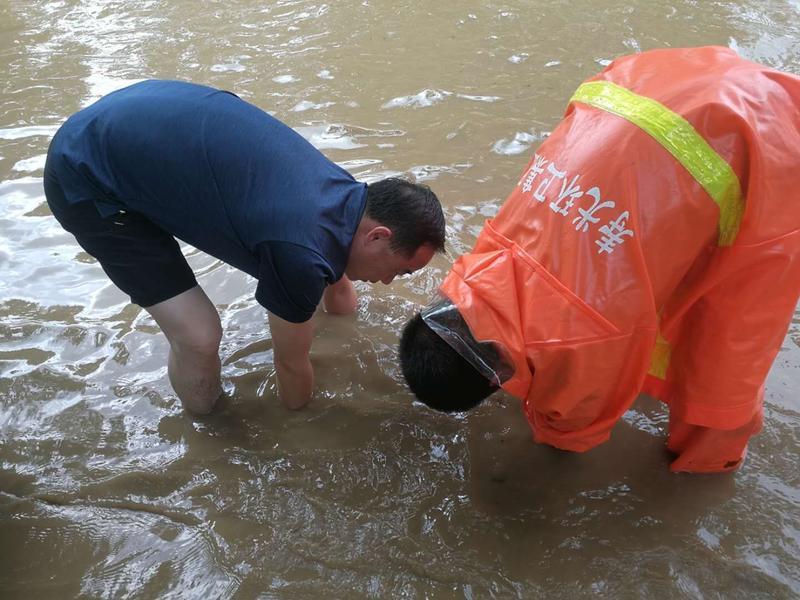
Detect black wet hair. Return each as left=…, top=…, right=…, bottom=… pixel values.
left=365, top=178, right=445, bottom=256
left=399, top=313, right=499, bottom=412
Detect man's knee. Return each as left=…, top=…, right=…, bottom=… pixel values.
left=171, top=320, right=222, bottom=360
left=146, top=286, right=222, bottom=359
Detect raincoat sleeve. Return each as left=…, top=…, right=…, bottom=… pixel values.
left=523, top=328, right=657, bottom=452
left=441, top=225, right=659, bottom=453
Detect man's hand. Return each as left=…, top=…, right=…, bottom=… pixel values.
left=322, top=275, right=357, bottom=315
left=268, top=312, right=315, bottom=410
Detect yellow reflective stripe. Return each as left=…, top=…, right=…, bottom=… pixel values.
left=570, top=81, right=743, bottom=246
left=648, top=331, right=671, bottom=380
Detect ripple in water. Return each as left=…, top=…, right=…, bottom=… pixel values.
left=382, top=89, right=501, bottom=109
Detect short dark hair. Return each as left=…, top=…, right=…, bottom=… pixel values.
left=365, top=178, right=445, bottom=256
left=399, top=313, right=499, bottom=412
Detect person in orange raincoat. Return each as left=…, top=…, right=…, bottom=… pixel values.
left=399, top=46, right=800, bottom=473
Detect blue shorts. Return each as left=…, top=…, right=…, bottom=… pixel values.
left=44, top=169, right=197, bottom=308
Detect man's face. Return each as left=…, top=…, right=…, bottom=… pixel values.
left=346, top=237, right=436, bottom=285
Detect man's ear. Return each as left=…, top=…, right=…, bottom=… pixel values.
left=366, top=225, right=392, bottom=243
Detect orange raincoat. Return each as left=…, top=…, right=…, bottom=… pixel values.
left=440, top=47, right=800, bottom=472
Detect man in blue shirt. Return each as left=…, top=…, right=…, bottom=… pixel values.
left=44, top=80, right=445, bottom=413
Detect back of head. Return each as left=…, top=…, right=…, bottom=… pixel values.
left=399, top=313, right=498, bottom=412
left=365, top=178, right=445, bottom=256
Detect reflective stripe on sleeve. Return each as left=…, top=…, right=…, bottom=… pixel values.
left=570, top=80, right=743, bottom=246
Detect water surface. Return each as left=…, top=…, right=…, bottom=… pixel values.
left=1, top=0, right=799, bottom=597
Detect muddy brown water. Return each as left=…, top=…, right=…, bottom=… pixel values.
left=1, top=1, right=799, bottom=598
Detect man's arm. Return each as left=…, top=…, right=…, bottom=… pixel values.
left=267, top=311, right=315, bottom=410
left=322, top=275, right=357, bottom=315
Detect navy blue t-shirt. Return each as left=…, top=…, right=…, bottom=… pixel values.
left=48, top=80, right=367, bottom=323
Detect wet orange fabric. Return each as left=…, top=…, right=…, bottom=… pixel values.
left=440, top=47, right=800, bottom=472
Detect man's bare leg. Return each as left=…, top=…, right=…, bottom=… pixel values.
left=145, top=285, right=223, bottom=414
